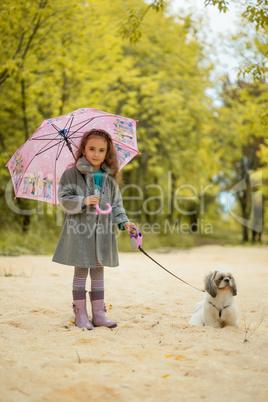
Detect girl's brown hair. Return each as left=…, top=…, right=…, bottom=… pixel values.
left=74, top=129, right=120, bottom=181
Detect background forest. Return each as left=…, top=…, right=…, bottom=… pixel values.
left=0, top=0, right=267, bottom=255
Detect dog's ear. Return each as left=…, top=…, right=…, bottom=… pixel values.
left=231, top=277, right=237, bottom=296
left=205, top=271, right=217, bottom=298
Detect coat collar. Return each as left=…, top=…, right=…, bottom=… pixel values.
left=76, top=156, right=112, bottom=175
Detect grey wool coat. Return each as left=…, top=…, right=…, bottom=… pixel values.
left=53, top=157, right=129, bottom=268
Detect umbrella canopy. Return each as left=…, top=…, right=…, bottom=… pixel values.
left=6, top=108, right=139, bottom=206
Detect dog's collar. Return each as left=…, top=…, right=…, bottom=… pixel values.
left=209, top=301, right=230, bottom=318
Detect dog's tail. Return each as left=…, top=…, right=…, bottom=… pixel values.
left=189, top=301, right=204, bottom=326
left=193, top=301, right=203, bottom=313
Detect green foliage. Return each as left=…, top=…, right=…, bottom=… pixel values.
left=0, top=0, right=267, bottom=254
left=204, top=0, right=229, bottom=13
left=242, top=0, right=268, bottom=30
left=118, top=9, right=143, bottom=43
left=117, top=0, right=166, bottom=42
left=205, top=0, right=268, bottom=81
left=117, top=0, right=268, bottom=81
left=212, top=78, right=268, bottom=241
left=236, top=26, right=268, bottom=81
left=205, top=0, right=268, bottom=29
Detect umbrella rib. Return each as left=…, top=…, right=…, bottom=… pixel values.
left=112, top=138, right=140, bottom=154
left=65, top=117, right=98, bottom=134
left=67, top=116, right=113, bottom=138
left=53, top=138, right=65, bottom=205
left=68, top=137, right=79, bottom=150
left=52, top=121, right=75, bottom=203
left=67, top=113, right=134, bottom=133
left=55, top=140, right=67, bottom=161
left=34, top=139, right=64, bottom=156
left=31, top=124, right=59, bottom=140
left=67, top=118, right=94, bottom=138
left=31, top=138, right=61, bottom=141
left=33, top=123, right=75, bottom=159
left=51, top=123, right=62, bottom=132
left=32, top=118, right=74, bottom=143
left=32, top=132, right=59, bottom=140
left=63, top=117, right=71, bottom=130
left=66, top=116, right=74, bottom=135
left=67, top=114, right=136, bottom=141
left=53, top=154, right=57, bottom=206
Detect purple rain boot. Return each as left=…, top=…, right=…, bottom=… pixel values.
left=72, top=291, right=93, bottom=330
left=89, top=291, right=117, bottom=328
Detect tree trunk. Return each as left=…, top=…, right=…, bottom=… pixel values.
left=169, top=171, right=176, bottom=221
left=21, top=78, right=29, bottom=141
left=238, top=175, right=251, bottom=243
left=59, top=70, right=68, bottom=116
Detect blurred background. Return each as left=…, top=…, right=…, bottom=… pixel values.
left=0, top=0, right=267, bottom=255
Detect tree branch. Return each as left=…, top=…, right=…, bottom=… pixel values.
left=118, top=0, right=166, bottom=43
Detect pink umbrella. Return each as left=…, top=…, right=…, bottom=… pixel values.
left=6, top=108, right=140, bottom=206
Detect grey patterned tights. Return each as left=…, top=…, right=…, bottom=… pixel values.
left=73, top=265, right=104, bottom=295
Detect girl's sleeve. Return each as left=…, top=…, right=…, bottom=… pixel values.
left=58, top=169, right=85, bottom=214
left=111, top=183, right=129, bottom=226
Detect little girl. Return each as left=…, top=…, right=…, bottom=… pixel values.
left=53, top=129, right=134, bottom=330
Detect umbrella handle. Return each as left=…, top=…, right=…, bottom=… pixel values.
left=95, top=203, right=112, bottom=215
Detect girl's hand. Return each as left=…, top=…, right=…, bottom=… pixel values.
left=83, top=195, right=99, bottom=206
left=123, top=222, right=136, bottom=233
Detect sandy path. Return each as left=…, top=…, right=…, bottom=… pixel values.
left=0, top=245, right=267, bottom=401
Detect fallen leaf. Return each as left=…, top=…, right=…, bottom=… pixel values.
left=175, top=355, right=186, bottom=360
left=165, top=355, right=172, bottom=358
left=162, top=374, right=170, bottom=378
left=109, top=305, right=112, bottom=310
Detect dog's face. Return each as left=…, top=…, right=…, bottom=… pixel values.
left=205, top=269, right=237, bottom=298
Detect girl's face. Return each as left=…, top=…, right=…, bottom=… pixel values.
left=83, top=136, right=108, bottom=171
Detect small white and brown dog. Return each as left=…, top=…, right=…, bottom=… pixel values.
left=189, top=268, right=238, bottom=328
